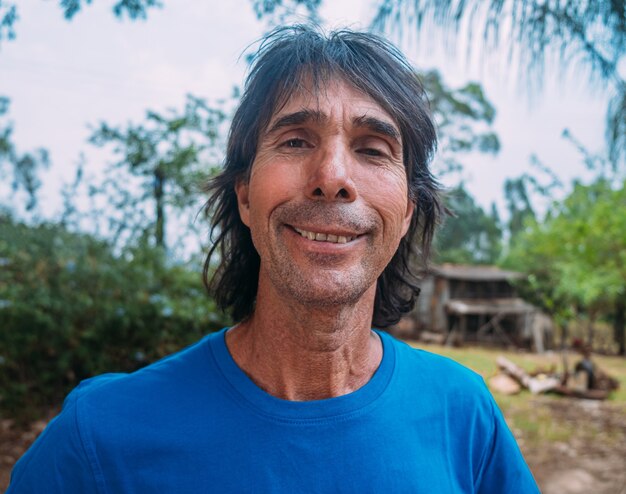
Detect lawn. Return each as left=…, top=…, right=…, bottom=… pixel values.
left=411, top=342, right=626, bottom=400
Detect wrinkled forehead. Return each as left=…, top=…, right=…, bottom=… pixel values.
left=261, top=70, right=399, bottom=135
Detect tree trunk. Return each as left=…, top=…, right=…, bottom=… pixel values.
left=614, top=299, right=625, bottom=356
left=560, top=321, right=569, bottom=350
left=154, top=169, right=165, bottom=248
left=587, top=312, right=595, bottom=348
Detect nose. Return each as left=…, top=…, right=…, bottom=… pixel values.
left=305, top=140, right=357, bottom=201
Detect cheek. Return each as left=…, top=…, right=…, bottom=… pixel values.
left=361, top=170, right=411, bottom=234
left=247, top=159, right=303, bottom=225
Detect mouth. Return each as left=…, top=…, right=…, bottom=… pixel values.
left=292, top=226, right=358, bottom=244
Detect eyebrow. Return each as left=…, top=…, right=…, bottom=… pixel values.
left=266, top=109, right=327, bottom=135
left=353, top=115, right=401, bottom=144
left=265, top=109, right=401, bottom=145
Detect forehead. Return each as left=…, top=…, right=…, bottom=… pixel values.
left=266, top=77, right=399, bottom=130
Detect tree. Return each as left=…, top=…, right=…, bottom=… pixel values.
left=250, top=0, right=321, bottom=25
left=371, top=0, right=626, bottom=169
left=0, top=0, right=166, bottom=217
left=0, top=0, right=162, bottom=45
left=89, top=95, right=226, bottom=250
left=434, top=184, right=502, bottom=264
left=504, top=177, right=536, bottom=238
left=421, top=70, right=500, bottom=178
left=0, top=1, right=16, bottom=43
left=0, top=97, right=49, bottom=214
left=417, top=71, right=503, bottom=265
left=503, top=179, right=626, bottom=354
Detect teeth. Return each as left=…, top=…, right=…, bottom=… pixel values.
left=294, top=228, right=355, bottom=244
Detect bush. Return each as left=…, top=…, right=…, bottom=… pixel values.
left=0, top=215, right=229, bottom=422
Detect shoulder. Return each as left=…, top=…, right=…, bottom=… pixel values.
left=70, top=332, right=221, bottom=423
left=7, top=331, right=226, bottom=493
left=379, top=333, right=539, bottom=492
left=380, top=331, right=496, bottom=437
left=56, top=330, right=227, bottom=457
left=72, top=330, right=223, bottom=406
left=380, top=331, right=488, bottom=397
left=61, top=331, right=225, bottom=464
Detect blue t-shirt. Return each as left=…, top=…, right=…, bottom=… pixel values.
left=8, top=329, right=539, bottom=493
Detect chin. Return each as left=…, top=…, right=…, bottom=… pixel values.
left=275, top=273, right=375, bottom=309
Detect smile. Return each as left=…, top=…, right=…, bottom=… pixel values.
left=293, top=227, right=357, bottom=244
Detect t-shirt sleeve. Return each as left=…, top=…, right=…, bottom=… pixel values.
left=475, top=394, right=540, bottom=494
left=6, top=388, right=100, bottom=494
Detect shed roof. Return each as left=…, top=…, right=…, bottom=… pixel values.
left=429, top=264, right=524, bottom=281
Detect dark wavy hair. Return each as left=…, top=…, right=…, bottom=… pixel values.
left=203, top=25, right=441, bottom=327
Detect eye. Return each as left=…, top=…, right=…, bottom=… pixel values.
left=354, top=136, right=394, bottom=160
left=359, top=148, right=384, bottom=157
left=282, top=138, right=310, bottom=149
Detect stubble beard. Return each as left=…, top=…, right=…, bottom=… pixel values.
left=265, top=252, right=375, bottom=309
left=261, top=201, right=384, bottom=309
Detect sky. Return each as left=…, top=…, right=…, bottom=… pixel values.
left=0, top=0, right=612, bottom=227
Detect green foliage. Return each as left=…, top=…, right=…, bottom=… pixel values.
left=434, top=184, right=502, bottom=264
left=504, top=177, right=536, bottom=238
left=0, top=1, right=17, bottom=42
left=0, top=0, right=162, bottom=44
left=503, top=179, right=626, bottom=349
left=421, top=70, right=500, bottom=177
left=605, top=87, right=625, bottom=167
left=0, top=97, right=11, bottom=157
left=419, top=72, right=503, bottom=263
left=60, top=0, right=162, bottom=20
left=0, top=97, right=50, bottom=213
left=251, top=0, right=321, bottom=24
left=0, top=215, right=229, bottom=421
left=89, top=95, right=226, bottom=249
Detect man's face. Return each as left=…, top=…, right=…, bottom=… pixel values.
left=236, top=78, right=414, bottom=309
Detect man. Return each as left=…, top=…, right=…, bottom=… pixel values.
left=9, top=26, right=539, bottom=493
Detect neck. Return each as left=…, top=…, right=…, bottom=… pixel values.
left=225, top=280, right=382, bottom=401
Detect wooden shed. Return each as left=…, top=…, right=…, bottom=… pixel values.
left=408, top=264, right=552, bottom=350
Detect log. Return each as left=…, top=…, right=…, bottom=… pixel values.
left=488, top=373, right=522, bottom=395
left=552, top=385, right=610, bottom=400
left=496, top=356, right=560, bottom=394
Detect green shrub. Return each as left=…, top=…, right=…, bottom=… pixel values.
left=0, top=215, right=229, bottom=422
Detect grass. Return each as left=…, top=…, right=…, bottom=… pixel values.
left=409, top=342, right=626, bottom=401
left=407, top=341, right=626, bottom=446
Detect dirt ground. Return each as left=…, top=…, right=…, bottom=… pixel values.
left=518, top=397, right=626, bottom=494
left=0, top=409, right=57, bottom=493
left=1, top=399, right=625, bottom=493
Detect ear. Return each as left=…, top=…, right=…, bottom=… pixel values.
left=401, top=199, right=415, bottom=237
left=235, top=179, right=251, bottom=227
